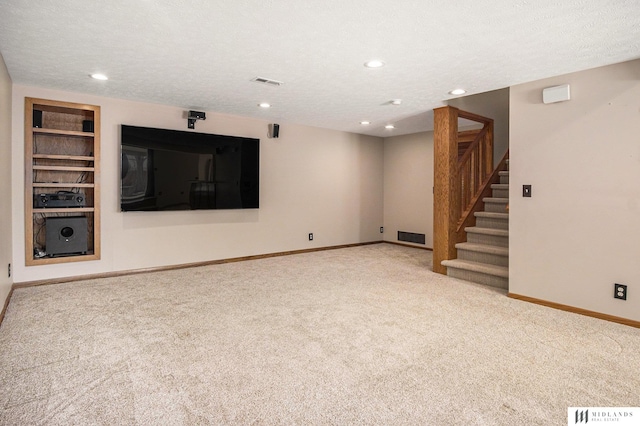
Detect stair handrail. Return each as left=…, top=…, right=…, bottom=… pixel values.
left=433, top=106, right=496, bottom=274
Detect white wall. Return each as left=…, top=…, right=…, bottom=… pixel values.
left=383, top=132, right=434, bottom=248
left=0, top=53, right=12, bottom=303
left=510, top=59, right=640, bottom=322
left=11, top=85, right=384, bottom=282
left=447, top=87, right=510, bottom=166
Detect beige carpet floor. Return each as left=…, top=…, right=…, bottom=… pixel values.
left=0, top=243, right=638, bottom=425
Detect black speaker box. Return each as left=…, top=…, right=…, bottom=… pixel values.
left=270, top=123, right=280, bottom=138
left=33, top=110, right=43, bottom=128
left=82, top=120, right=94, bottom=133
left=46, top=216, right=88, bottom=256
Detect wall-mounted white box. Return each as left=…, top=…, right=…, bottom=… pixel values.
left=543, top=84, right=571, bottom=104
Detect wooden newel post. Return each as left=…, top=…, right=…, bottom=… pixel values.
left=433, top=106, right=460, bottom=274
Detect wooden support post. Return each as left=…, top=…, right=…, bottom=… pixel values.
left=433, top=106, right=460, bottom=274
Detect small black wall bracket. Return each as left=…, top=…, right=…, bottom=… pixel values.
left=187, top=110, right=206, bottom=129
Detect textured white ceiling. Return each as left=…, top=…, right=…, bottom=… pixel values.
left=1, top=0, right=639, bottom=137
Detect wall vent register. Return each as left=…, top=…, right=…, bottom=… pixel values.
left=398, top=231, right=426, bottom=245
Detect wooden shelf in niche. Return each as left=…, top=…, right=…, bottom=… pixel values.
left=33, top=128, right=94, bottom=137
left=33, top=183, right=96, bottom=188
left=33, top=207, right=95, bottom=214
left=33, top=165, right=95, bottom=172
left=33, top=154, right=95, bottom=161
left=25, top=97, right=101, bottom=266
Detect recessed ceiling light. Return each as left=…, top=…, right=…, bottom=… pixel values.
left=258, top=103, right=271, bottom=108
left=449, top=88, right=466, bottom=95
left=385, top=124, right=395, bottom=129
left=390, top=99, right=402, bottom=105
left=360, top=121, right=371, bottom=125
left=90, top=73, right=108, bottom=81
left=364, top=60, right=385, bottom=68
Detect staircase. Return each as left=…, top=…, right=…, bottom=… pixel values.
left=441, top=161, right=509, bottom=289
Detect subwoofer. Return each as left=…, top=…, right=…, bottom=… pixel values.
left=45, top=216, right=88, bottom=256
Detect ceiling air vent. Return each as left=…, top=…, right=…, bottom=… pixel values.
left=251, top=77, right=284, bottom=86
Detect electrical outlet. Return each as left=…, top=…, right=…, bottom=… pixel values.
left=380, top=227, right=384, bottom=233
left=614, top=283, right=627, bottom=300
left=308, top=233, right=313, bottom=241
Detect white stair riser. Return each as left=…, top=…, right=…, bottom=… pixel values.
left=447, top=267, right=508, bottom=289
left=457, top=249, right=509, bottom=267
left=476, top=216, right=508, bottom=230
left=467, top=232, right=509, bottom=247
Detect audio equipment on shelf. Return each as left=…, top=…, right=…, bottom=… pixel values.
left=34, top=192, right=85, bottom=208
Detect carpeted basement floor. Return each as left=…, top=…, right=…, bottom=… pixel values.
left=0, top=243, right=638, bottom=425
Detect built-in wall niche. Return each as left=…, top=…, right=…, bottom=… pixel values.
left=24, top=97, right=101, bottom=265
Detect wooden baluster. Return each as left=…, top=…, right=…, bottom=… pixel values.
left=485, top=120, right=493, bottom=176
left=471, top=150, right=475, bottom=194
left=466, top=159, right=471, bottom=218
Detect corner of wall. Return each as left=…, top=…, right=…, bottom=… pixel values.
left=0, top=51, right=14, bottom=311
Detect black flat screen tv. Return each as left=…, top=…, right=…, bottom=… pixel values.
left=120, top=125, right=259, bottom=211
